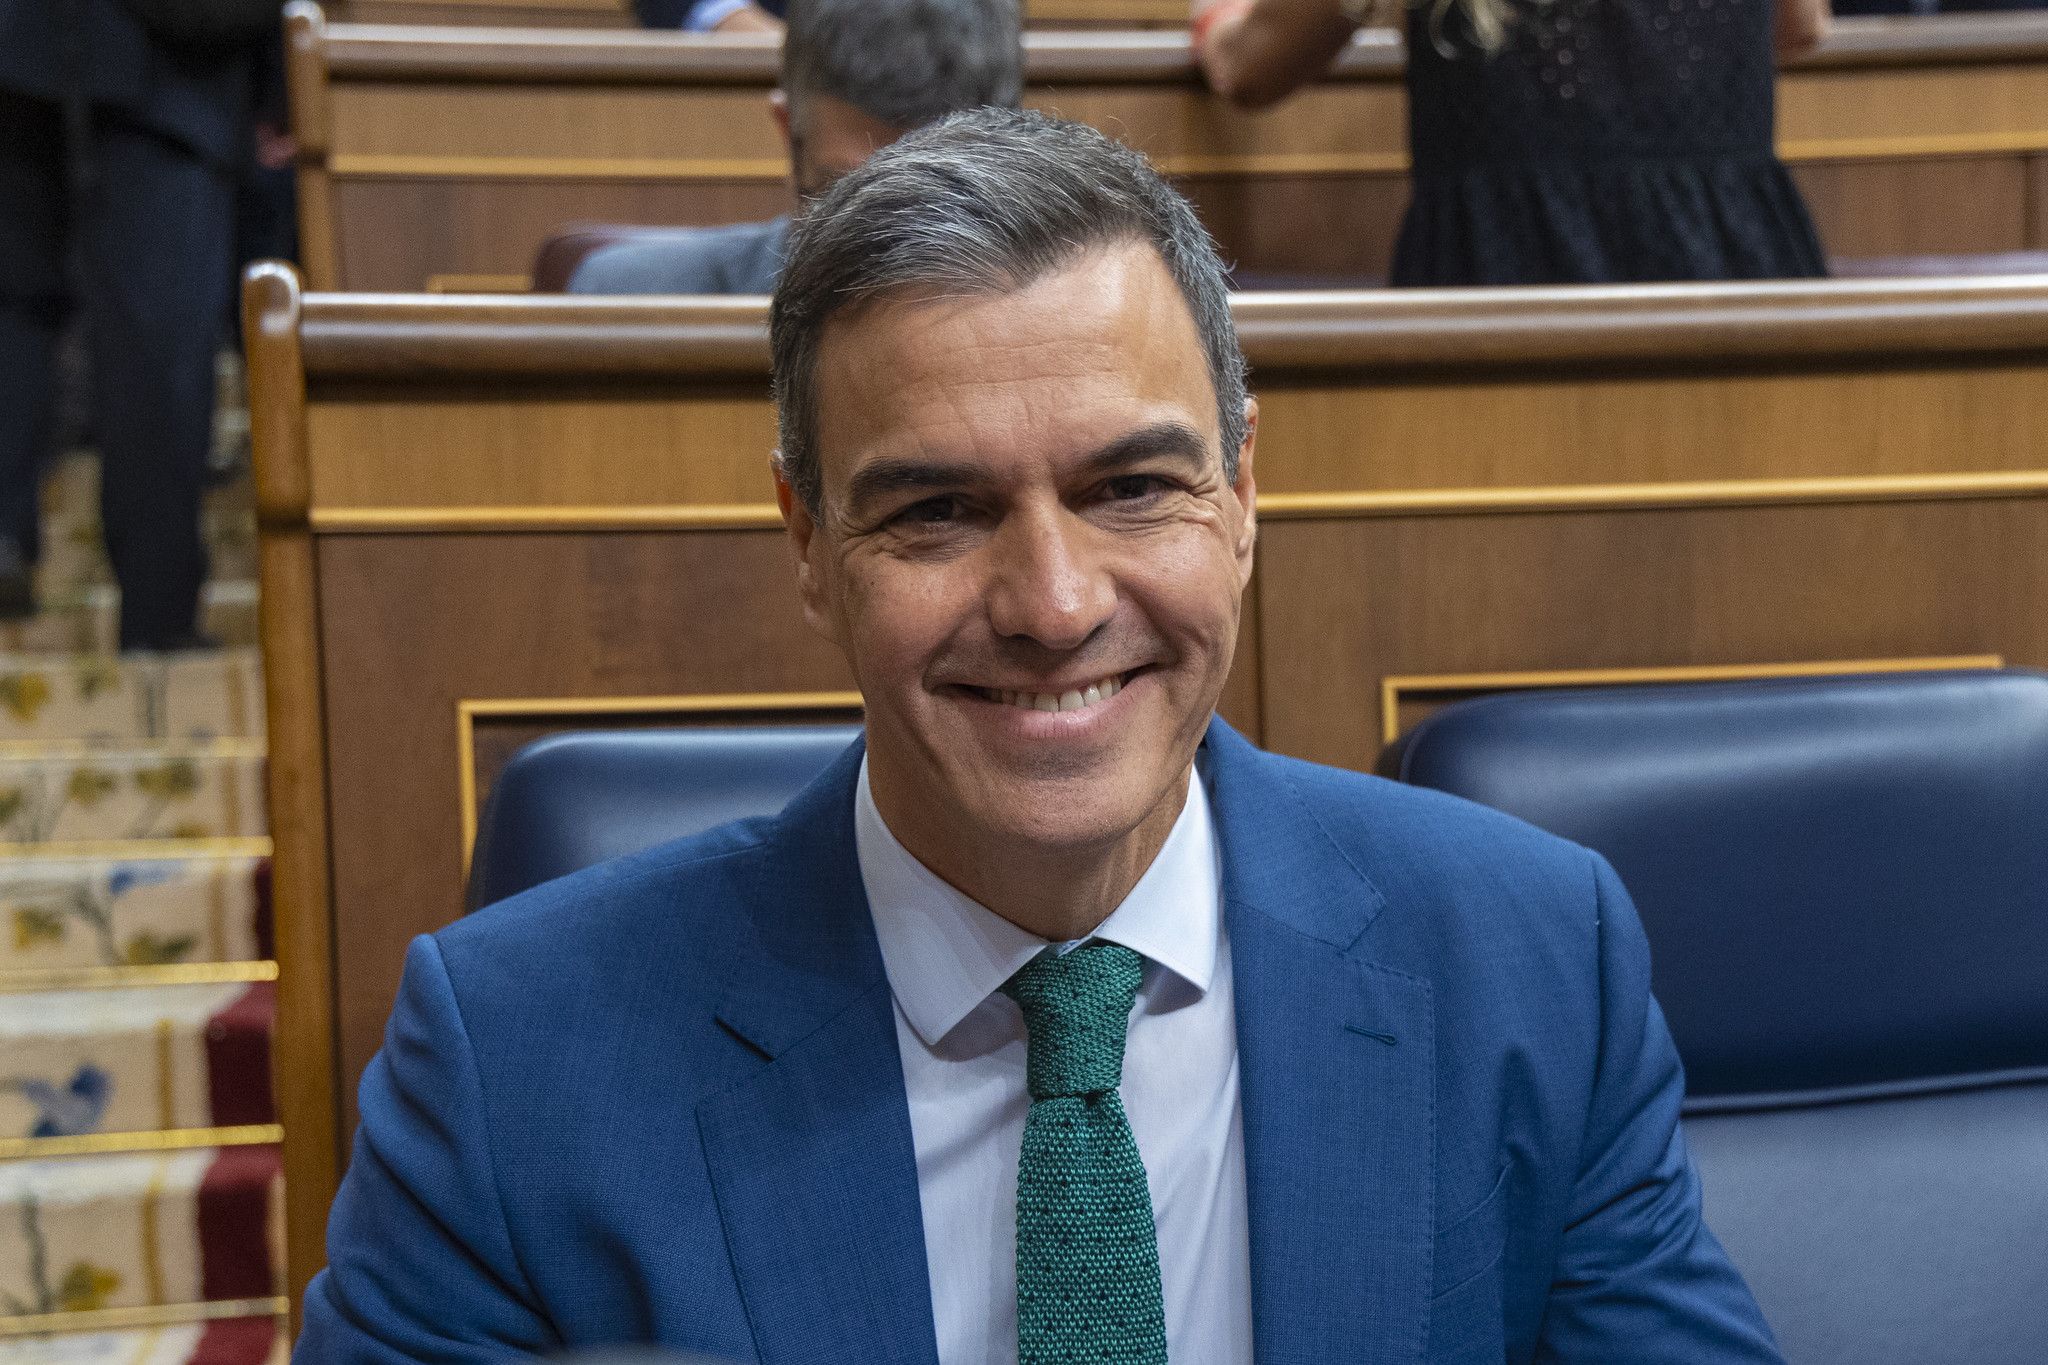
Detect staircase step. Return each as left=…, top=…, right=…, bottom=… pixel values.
left=0, top=1318, right=285, bottom=1365
left=0, top=856, right=269, bottom=977
left=1, top=983, right=274, bottom=1143
left=0, top=588, right=259, bottom=659
left=0, top=749, right=266, bottom=850
left=0, top=1147, right=281, bottom=1323
left=0, top=653, right=263, bottom=747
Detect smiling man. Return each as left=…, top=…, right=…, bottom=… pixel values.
left=297, top=111, right=1783, bottom=1364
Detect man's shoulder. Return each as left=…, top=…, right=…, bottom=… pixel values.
left=568, top=217, right=789, bottom=295
left=1239, top=741, right=1596, bottom=898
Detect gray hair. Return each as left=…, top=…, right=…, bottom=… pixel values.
left=770, top=107, right=1249, bottom=518
left=782, top=0, right=1024, bottom=131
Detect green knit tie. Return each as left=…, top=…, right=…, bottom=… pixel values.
left=1003, top=943, right=1168, bottom=1365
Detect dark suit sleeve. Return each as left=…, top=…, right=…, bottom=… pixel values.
left=1533, top=853, right=1784, bottom=1363
left=295, top=935, right=557, bottom=1361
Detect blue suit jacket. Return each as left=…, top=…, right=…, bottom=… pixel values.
left=298, top=721, right=1781, bottom=1363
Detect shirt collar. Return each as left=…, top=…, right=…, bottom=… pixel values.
left=856, top=758, right=1222, bottom=1049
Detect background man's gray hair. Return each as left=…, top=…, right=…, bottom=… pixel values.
left=782, top=0, right=1024, bottom=130
left=770, top=107, right=1250, bottom=518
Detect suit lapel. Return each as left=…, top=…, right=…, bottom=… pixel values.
left=1209, top=722, right=1437, bottom=1365
left=695, top=742, right=940, bottom=1365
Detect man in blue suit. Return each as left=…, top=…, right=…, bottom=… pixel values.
left=299, top=109, right=1782, bottom=1364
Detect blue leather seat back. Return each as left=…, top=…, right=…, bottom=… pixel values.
left=1393, top=670, right=2048, bottom=1365
left=466, top=725, right=859, bottom=911
left=1394, top=669, right=2048, bottom=1100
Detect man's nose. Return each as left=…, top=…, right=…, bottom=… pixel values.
left=984, top=508, right=1116, bottom=651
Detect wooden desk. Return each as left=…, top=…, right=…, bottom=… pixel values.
left=288, top=6, right=2048, bottom=292
left=250, top=266, right=2048, bottom=1310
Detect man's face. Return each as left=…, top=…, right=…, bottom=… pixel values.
left=782, top=241, right=1257, bottom=862
left=781, top=93, right=906, bottom=202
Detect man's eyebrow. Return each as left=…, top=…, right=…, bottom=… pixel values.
left=841, top=420, right=1214, bottom=517
left=1075, top=421, right=1213, bottom=476
left=844, top=456, right=993, bottom=517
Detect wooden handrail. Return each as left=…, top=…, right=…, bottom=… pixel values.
left=289, top=276, right=2048, bottom=378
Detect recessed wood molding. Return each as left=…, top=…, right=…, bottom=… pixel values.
left=1379, top=656, right=2008, bottom=746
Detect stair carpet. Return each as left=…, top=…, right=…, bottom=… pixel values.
left=3, top=454, right=281, bottom=1363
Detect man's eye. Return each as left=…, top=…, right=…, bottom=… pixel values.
left=895, top=496, right=961, bottom=526
left=1104, top=475, right=1168, bottom=501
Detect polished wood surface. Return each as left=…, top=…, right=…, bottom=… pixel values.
left=253, top=269, right=2048, bottom=1302
left=289, top=7, right=2048, bottom=290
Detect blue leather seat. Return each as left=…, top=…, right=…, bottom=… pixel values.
left=1392, top=669, right=2048, bottom=1365
left=466, top=725, right=859, bottom=911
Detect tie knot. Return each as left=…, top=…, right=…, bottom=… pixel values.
left=1002, top=943, right=1145, bottom=1100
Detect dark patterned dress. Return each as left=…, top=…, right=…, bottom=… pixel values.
left=1391, top=0, right=1828, bottom=284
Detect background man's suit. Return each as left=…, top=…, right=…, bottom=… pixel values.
left=0, top=0, right=251, bottom=644
left=298, top=720, right=1780, bottom=1363
left=569, top=216, right=791, bottom=297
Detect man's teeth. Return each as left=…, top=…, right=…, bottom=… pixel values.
left=989, top=676, right=1124, bottom=713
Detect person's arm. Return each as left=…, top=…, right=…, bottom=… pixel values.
left=1193, top=0, right=1377, bottom=111
left=1535, top=854, right=1784, bottom=1363
left=1774, top=0, right=1829, bottom=61
left=294, top=936, right=556, bottom=1362
left=679, top=0, right=782, bottom=32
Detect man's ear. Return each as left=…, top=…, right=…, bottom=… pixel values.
left=773, top=452, right=837, bottom=644
left=1231, top=397, right=1258, bottom=588
left=769, top=89, right=792, bottom=150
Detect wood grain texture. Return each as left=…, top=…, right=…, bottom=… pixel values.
left=1256, top=499, right=2048, bottom=774
left=1791, top=156, right=2029, bottom=257
left=240, top=264, right=337, bottom=1333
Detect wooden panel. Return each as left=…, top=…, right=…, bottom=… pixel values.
left=1777, top=60, right=2048, bottom=152
left=332, top=180, right=785, bottom=291
left=1793, top=156, right=2028, bottom=258
left=2031, top=153, right=2048, bottom=248
left=1257, top=498, right=2048, bottom=774
left=1253, top=360, right=2048, bottom=496
left=306, top=386, right=778, bottom=509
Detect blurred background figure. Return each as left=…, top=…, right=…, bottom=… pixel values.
left=573, top=0, right=1024, bottom=296
left=636, top=0, right=784, bottom=32
left=1193, top=0, right=1830, bottom=286
left=0, top=0, right=272, bottom=649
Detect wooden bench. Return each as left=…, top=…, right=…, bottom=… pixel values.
left=248, top=264, right=2048, bottom=1310
left=287, top=5, right=2048, bottom=292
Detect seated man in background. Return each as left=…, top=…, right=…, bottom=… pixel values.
left=573, top=0, right=1021, bottom=296
left=300, top=108, right=1781, bottom=1363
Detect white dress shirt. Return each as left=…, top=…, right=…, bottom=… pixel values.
left=856, top=759, right=1254, bottom=1365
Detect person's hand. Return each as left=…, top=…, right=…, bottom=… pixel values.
left=714, top=3, right=783, bottom=33
left=1191, top=0, right=1257, bottom=96
left=1773, top=0, right=1828, bottom=60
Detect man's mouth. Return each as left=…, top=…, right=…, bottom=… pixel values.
left=970, top=671, right=1130, bottom=714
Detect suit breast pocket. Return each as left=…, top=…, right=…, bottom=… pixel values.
left=1429, top=1163, right=1508, bottom=1363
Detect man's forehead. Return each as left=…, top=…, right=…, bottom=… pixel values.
left=823, top=240, right=1193, bottom=346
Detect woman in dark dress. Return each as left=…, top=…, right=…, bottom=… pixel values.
left=1193, top=0, right=1829, bottom=284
